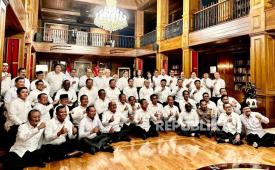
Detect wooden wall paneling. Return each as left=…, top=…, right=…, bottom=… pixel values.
left=8, top=0, right=26, bottom=31
left=182, top=48, right=192, bottom=78
left=159, top=36, right=182, bottom=52
left=265, top=7, right=275, bottom=31
left=266, top=35, right=275, bottom=94
left=217, top=55, right=234, bottom=94
left=135, top=10, right=144, bottom=48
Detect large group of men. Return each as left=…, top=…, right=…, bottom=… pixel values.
left=0, top=62, right=275, bottom=170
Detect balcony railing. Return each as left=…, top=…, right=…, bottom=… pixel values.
left=194, top=0, right=250, bottom=31
left=164, top=19, right=183, bottom=39
left=140, top=30, right=156, bottom=47
left=34, top=27, right=135, bottom=48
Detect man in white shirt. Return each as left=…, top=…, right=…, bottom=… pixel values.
left=123, top=78, right=138, bottom=100
left=133, top=70, right=144, bottom=94
left=103, top=69, right=112, bottom=89
left=167, top=70, right=177, bottom=89
left=152, top=69, right=160, bottom=88
left=241, top=104, right=275, bottom=147
left=159, top=69, right=170, bottom=83
left=1, top=63, right=11, bottom=97
left=212, top=72, right=226, bottom=102
left=128, top=96, right=140, bottom=115
left=4, top=77, right=25, bottom=106
left=2, top=110, right=46, bottom=169
left=33, top=93, right=54, bottom=122
left=78, top=78, right=98, bottom=106
left=54, top=80, right=77, bottom=108
left=187, top=71, right=200, bottom=92
left=30, top=71, right=51, bottom=92
left=218, top=95, right=241, bottom=115
left=148, top=94, right=163, bottom=126
left=11, top=68, right=31, bottom=90
left=201, top=73, right=212, bottom=97
left=171, top=79, right=188, bottom=102
left=105, top=79, right=121, bottom=102
left=133, top=99, right=159, bottom=139
left=190, top=80, right=208, bottom=104
left=71, top=95, right=88, bottom=127
left=42, top=106, right=82, bottom=162
left=216, top=103, right=244, bottom=145
left=53, top=94, right=70, bottom=120
left=179, top=72, right=190, bottom=88
left=154, top=79, right=171, bottom=104
left=217, top=88, right=241, bottom=114
left=28, top=80, right=52, bottom=106
left=202, top=92, right=218, bottom=112
left=102, top=101, right=131, bottom=142
left=67, top=69, right=79, bottom=93
left=94, top=70, right=106, bottom=90
left=94, top=89, right=110, bottom=120
left=163, top=96, right=179, bottom=130
left=5, top=87, right=32, bottom=147
left=179, top=90, right=197, bottom=112
left=197, top=99, right=217, bottom=138
left=79, top=106, right=114, bottom=154
left=139, top=79, right=153, bottom=101
left=79, top=68, right=93, bottom=89
left=117, top=71, right=129, bottom=91
left=177, top=103, right=200, bottom=137
left=45, top=64, right=66, bottom=97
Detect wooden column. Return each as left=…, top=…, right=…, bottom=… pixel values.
left=156, top=53, right=168, bottom=72
left=135, top=10, right=144, bottom=48
left=182, top=48, right=192, bottom=78
left=250, top=0, right=275, bottom=126
left=0, top=0, right=8, bottom=83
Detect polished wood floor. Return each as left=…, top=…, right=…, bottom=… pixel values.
left=25, top=131, right=275, bottom=170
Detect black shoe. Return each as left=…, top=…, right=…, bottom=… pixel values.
left=121, top=137, right=131, bottom=142
left=89, top=147, right=96, bottom=155
left=102, top=145, right=114, bottom=153
left=217, top=138, right=225, bottom=143
left=141, top=134, right=147, bottom=140
left=37, top=162, right=46, bottom=168
left=195, top=133, right=200, bottom=138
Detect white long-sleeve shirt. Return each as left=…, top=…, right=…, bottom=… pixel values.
left=188, top=78, right=200, bottom=92
left=105, top=87, right=120, bottom=102
left=178, top=109, right=199, bottom=128
left=179, top=98, right=197, bottom=112
left=163, top=105, right=179, bottom=122
left=30, top=79, right=51, bottom=92
left=94, top=98, right=110, bottom=115
left=28, top=89, right=52, bottom=106
left=117, top=77, right=128, bottom=91
left=78, top=86, right=98, bottom=106
left=240, top=112, right=269, bottom=138
left=217, top=97, right=241, bottom=115
left=54, top=88, right=77, bottom=106
left=46, top=71, right=66, bottom=97
left=11, top=77, right=30, bottom=90
left=53, top=104, right=70, bottom=121
left=201, top=78, right=212, bottom=97
left=67, top=76, right=79, bottom=92
left=94, top=76, right=106, bottom=90
left=4, top=87, right=18, bottom=106
left=102, top=110, right=122, bottom=132
left=190, top=87, right=208, bottom=103
left=148, top=102, right=163, bottom=123
left=1, top=72, right=11, bottom=96
left=152, top=76, right=160, bottom=87
left=167, top=76, right=177, bottom=89
left=71, top=105, right=87, bottom=126
left=79, top=75, right=93, bottom=89
left=117, top=102, right=132, bottom=126
left=154, top=86, right=171, bottom=103
left=139, top=87, right=153, bottom=101
left=212, top=78, right=225, bottom=97
left=133, top=77, right=144, bottom=88
left=79, top=115, right=108, bottom=140
left=43, top=118, right=76, bottom=145
left=33, top=103, right=53, bottom=122
left=5, top=98, right=32, bottom=131
left=171, top=86, right=188, bottom=102
left=123, top=86, right=138, bottom=100
left=10, top=122, right=44, bottom=157
left=134, top=108, right=157, bottom=132
left=217, top=112, right=242, bottom=135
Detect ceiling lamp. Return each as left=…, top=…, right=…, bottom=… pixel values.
left=94, top=0, right=128, bottom=33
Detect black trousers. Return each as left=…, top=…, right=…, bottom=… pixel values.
left=247, top=133, right=275, bottom=147
left=200, top=124, right=216, bottom=137
left=42, top=139, right=80, bottom=162
left=104, top=130, right=130, bottom=143
left=121, top=123, right=135, bottom=135
left=6, top=125, right=19, bottom=148
left=177, top=126, right=200, bottom=136
left=2, top=150, right=44, bottom=170
left=216, top=131, right=245, bottom=144
left=80, top=134, right=111, bottom=152
left=133, top=124, right=159, bottom=139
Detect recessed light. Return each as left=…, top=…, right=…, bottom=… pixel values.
left=57, top=18, right=62, bottom=21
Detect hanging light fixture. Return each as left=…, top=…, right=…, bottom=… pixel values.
left=94, top=0, right=128, bottom=33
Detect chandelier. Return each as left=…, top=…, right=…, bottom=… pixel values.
left=94, top=0, right=128, bottom=33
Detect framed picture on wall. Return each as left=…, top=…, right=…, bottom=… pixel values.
left=74, top=61, right=92, bottom=77
left=118, top=67, right=130, bottom=78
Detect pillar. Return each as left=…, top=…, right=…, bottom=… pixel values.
left=135, top=10, right=144, bottom=48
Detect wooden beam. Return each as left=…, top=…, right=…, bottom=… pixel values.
left=41, top=8, right=81, bottom=16
left=74, top=0, right=138, bottom=10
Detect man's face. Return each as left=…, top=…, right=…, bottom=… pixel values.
left=110, top=80, right=116, bottom=88
left=243, top=107, right=251, bottom=116
left=39, top=94, right=49, bottom=105
left=87, top=107, right=96, bottom=119
left=203, top=73, right=209, bottom=79
left=19, top=69, right=26, bottom=78
left=29, top=111, right=41, bottom=127
left=200, top=101, right=208, bottom=111
left=37, top=73, right=44, bottom=80
left=109, top=102, right=117, bottom=113
left=154, top=71, right=159, bottom=77
left=220, top=89, right=227, bottom=96
left=16, top=79, right=25, bottom=88
left=214, top=72, right=220, bottom=79
left=161, top=81, right=166, bottom=87
left=120, top=95, right=126, bottom=103
left=105, top=69, right=111, bottom=77
left=180, top=72, right=184, bottom=79
left=56, top=108, right=67, bottom=122
left=86, top=80, right=93, bottom=89
left=167, top=97, right=174, bottom=106
left=195, top=81, right=201, bottom=89
left=161, top=69, right=166, bottom=75
left=224, top=104, right=232, bottom=114
left=128, top=79, right=134, bottom=87
left=123, top=71, right=129, bottom=78
left=81, top=96, right=89, bottom=106
left=3, top=65, right=8, bottom=72
left=170, top=70, right=175, bottom=77
left=36, top=82, right=45, bottom=91
left=18, top=89, right=28, bottom=100
left=144, top=80, right=150, bottom=87
left=60, top=98, right=69, bottom=106
left=191, top=72, right=196, bottom=78
left=151, top=96, right=158, bottom=104
left=129, top=97, right=136, bottom=105
left=63, top=81, right=70, bottom=90
left=141, top=100, right=148, bottom=110
left=99, top=91, right=106, bottom=99
left=203, top=94, right=210, bottom=102
left=222, top=97, right=229, bottom=104
left=86, top=69, right=92, bottom=77
left=183, top=92, right=189, bottom=100
left=71, top=70, right=77, bottom=77
left=98, top=70, right=103, bottom=77
left=55, top=66, right=62, bottom=73
left=177, top=80, right=183, bottom=87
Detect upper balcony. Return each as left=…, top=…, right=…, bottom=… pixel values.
left=190, top=0, right=250, bottom=46
left=164, top=19, right=183, bottom=40
left=140, top=30, right=156, bottom=47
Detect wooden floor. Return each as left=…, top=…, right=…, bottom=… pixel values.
left=25, top=131, right=275, bottom=170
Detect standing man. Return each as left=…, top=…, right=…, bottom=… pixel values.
left=212, top=72, right=225, bottom=103
left=30, top=71, right=50, bottom=92
left=105, top=79, right=121, bottom=102
left=79, top=68, right=94, bottom=89
left=54, top=80, right=77, bottom=109
left=171, top=79, right=188, bottom=102
left=46, top=64, right=66, bottom=97
left=28, top=80, right=52, bottom=106
left=201, top=73, right=212, bottom=97
left=139, top=79, right=153, bottom=101
left=154, top=79, right=171, bottom=105
left=71, top=95, right=89, bottom=127
left=123, top=78, right=138, bottom=100
left=190, top=80, right=208, bottom=104
left=4, top=77, right=25, bottom=106
left=11, top=68, right=31, bottom=90
left=94, top=89, right=110, bottom=120
left=78, top=79, right=98, bottom=106
left=1, top=63, right=11, bottom=97
left=94, top=70, right=106, bottom=90
left=117, top=71, right=129, bottom=92
left=67, top=69, right=79, bottom=93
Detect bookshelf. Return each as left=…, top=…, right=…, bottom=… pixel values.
left=233, top=55, right=250, bottom=91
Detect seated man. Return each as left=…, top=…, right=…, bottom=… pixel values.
left=78, top=79, right=98, bottom=106
left=217, top=88, right=241, bottom=113
left=133, top=99, right=159, bottom=139
left=241, top=104, right=275, bottom=148
left=71, top=95, right=89, bottom=127
left=53, top=94, right=70, bottom=120
left=30, top=71, right=50, bottom=92
left=128, top=96, right=140, bottom=115
left=5, top=87, right=32, bottom=148
left=216, top=103, right=244, bottom=145
left=162, top=96, right=179, bottom=131
left=79, top=106, right=114, bottom=154
left=102, top=101, right=131, bottom=143
left=177, top=103, right=200, bottom=137
left=202, top=92, right=217, bottom=112
left=105, top=79, right=121, bottom=102
left=197, top=99, right=217, bottom=138
left=190, top=80, right=208, bottom=104
left=94, top=89, right=110, bottom=120
left=139, top=80, right=154, bottom=101
left=123, top=78, right=139, bottom=101
left=148, top=94, right=163, bottom=128
left=179, top=90, right=197, bottom=112
left=42, top=106, right=82, bottom=161
left=28, top=80, right=52, bottom=106
left=154, top=79, right=171, bottom=105
left=33, top=93, right=54, bottom=122
left=218, top=95, right=241, bottom=115
left=2, top=110, right=46, bottom=170
left=54, top=80, right=77, bottom=109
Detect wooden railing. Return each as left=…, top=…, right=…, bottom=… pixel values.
left=164, top=19, right=183, bottom=39
left=140, top=30, right=156, bottom=46
left=34, top=27, right=135, bottom=48
left=193, top=0, right=250, bottom=31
